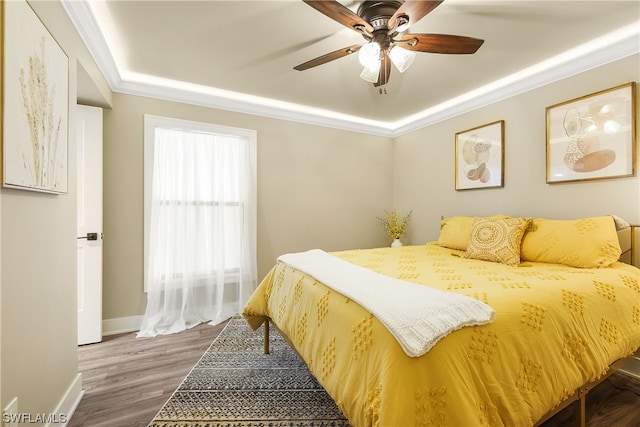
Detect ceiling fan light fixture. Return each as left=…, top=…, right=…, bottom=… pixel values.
left=358, top=41, right=381, bottom=69
left=294, top=0, right=484, bottom=86
left=395, top=15, right=410, bottom=33
left=388, top=45, right=415, bottom=73
left=360, top=62, right=381, bottom=83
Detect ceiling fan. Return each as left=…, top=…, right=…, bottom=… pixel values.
left=294, top=0, right=484, bottom=87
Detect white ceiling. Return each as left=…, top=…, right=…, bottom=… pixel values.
left=63, top=0, right=640, bottom=136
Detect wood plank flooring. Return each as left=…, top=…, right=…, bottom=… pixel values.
left=68, top=320, right=228, bottom=427
left=68, top=321, right=640, bottom=427
left=540, top=371, right=640, bottom=427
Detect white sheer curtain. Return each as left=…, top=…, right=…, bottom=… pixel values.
left=138, top=122, right=257, bottom=337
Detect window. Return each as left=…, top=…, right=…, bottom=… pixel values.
left=139, top=115, right=257, bottom=336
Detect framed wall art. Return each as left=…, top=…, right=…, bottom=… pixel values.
left=455, top=120, right=504, bottom=190
left=2, top=0, right=69, bottom=193
left=546, top=82, right=636, bottom=184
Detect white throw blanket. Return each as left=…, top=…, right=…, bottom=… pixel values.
left=278, top=249, right=495, bottom=357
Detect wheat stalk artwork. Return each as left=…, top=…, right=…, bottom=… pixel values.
left=18, top=37, right=63, bottom=190
left=3, top=0, right=68, bottom=193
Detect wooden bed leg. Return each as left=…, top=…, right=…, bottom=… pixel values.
left=263, top=319, right=270, bottom=354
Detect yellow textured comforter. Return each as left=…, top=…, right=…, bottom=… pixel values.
left=243, top=243, right=640, bottom=427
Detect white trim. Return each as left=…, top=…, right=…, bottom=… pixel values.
left=102, top=315, right=144, bottom=336
left=46, top=374, right=83, bottom=427
left=391, top=22, right=640, bottom=136
left=59, top=0, right=122, bottom=89
left=620, top=357, right=640, bottom=380
left=61, top=0, right=639, bottom=137
left=126, top=78, right=395, bottom=137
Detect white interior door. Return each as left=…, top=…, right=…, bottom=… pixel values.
left=77, top=104, right=103, bottom=345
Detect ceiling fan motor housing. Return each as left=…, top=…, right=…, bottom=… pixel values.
left=357, top=1, right=402, bottom=31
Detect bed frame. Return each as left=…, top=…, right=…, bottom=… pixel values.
left=618, top=225, right=637, bottom=267
left=532, top=357, right=631, bottom=426
left=261, top=225, right=638, bottom=427
left=533, top=225, right=639, bottom=427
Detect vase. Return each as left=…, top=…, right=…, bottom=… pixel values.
left=391, top=238, right=403, bottom=248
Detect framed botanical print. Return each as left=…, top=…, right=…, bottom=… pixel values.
left=546, top=82, right=636, bottom=183
left=455, top=120, right=504, bottom=190
left=2, top=0, right=69, bottom=193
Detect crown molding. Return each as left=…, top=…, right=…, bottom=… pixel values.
left=391, top=22, right=640, bottom=136
left=61, top=0, right=122, bottom=89
left=115, top=73, right=397, bottom=137
left=62, top=0, right=639, bottom=138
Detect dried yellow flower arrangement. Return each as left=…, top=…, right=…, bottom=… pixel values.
left=377, top=209, right=412, bottom=240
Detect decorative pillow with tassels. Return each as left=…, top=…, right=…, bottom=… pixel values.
left=437, top=214, right=508, bottom=251
left=464, top=217, right=531, bottom=266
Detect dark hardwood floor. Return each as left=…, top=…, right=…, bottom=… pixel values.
left=68, top=321, right=640, bottom=427
left=539, top=371, right=640, bottom=427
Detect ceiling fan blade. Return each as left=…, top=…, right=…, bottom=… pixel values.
left=388, top=0, right=443, bottom=30
left=398, top=33, right=484, bottom=54
left=302, top=0, right=373, bottom=34
left=374, top=54, right=391, bottom=87
left=293, top=44, right=361, bottom=71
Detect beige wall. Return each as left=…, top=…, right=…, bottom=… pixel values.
left=1, top=187, right=78, bottom=417
left=0, top=1, right=79, bottom=417
left=104, top=55, right=640, bottom=323
left=393, top=55, right=640, bottom=245
left=0, top=0, right=110, bottom=420
left=103, top=94, right=394, bottom=320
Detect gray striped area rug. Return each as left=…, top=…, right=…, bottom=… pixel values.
left=149, top=317, right=350, bottom=427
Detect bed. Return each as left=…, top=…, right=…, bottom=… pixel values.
left=243, top=215, right=640, bottom=427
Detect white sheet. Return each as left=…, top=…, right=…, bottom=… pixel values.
left=278, top=249, right=495, bottom=357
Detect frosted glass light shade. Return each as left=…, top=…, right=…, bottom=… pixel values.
left=360, top=63, right=380, bottom=83
left=358, top=42, right=381, bottom=70
left=388, top=45, right=416, bottom=73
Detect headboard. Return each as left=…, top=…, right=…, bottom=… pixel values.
left=618, top=225, right=638, bottom=268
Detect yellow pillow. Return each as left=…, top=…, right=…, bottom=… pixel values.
left=437, top=215, right=508, bottom=251
left=464, top=217, right=531, bottom=266
left=520, top=216, right=621, bottom=268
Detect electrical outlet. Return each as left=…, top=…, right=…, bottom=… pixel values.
left=2, top=397, right=18, bottom=427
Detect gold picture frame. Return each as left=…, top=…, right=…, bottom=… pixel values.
left=2, top=0, right=69, bottom=193
left=455, top=120, right=505, bottom=191
left=545, top=82, right=636, bottom=184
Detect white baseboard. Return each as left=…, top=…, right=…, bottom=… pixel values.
left=47, top=373, right=83, bottom=427
left=102, top=315, right=143, bottom=336
left=619, top=357, right=640, bottom=380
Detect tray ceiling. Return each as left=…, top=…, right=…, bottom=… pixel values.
left=64, top=0, right=640, bottom=136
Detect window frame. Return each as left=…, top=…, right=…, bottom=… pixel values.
left=143, top=114, right=257, bottom=292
